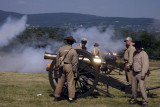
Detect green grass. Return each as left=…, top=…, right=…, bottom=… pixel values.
left=0, top=66, right=160, bottom=107
left=149, top=61, right=160, bottom=67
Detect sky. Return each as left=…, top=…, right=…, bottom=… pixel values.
left=0, top=0, right=160, bottom=19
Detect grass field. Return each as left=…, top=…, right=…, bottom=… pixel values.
left=0, top=65, right=160, bottom=107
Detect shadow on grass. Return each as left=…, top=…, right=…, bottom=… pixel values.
left=89, top=92, right=101, bottom=98
left=47, top=88, right=102, bottom=99
left=128, top=99, right=143, bottom=106
left=135, top=100, right=143, bottom=106
left=121, top=92, right=143, bottom=98
left=47, top=89, right=54, bottom=98
left=47, top=89, right=70, bottom=101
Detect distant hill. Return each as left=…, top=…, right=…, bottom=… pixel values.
left=0, top=10, right=158, bottom=31
left=0, top=10, right=22, bottom=24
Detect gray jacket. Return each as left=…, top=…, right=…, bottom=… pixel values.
left=133, top=51, right=149, bottom=76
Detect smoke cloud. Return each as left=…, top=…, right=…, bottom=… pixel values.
left=0, top=47, right=51, bottom=73
left=0, top=16, right=63, bottom=73
left=0, top=16, right=27, bottom=47
left=0, top=44, right=62, bottom=73
left=72, top=27, right=124, bottom=53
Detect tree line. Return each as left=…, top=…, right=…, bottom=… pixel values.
left=1, top=27, right=160, bottom=59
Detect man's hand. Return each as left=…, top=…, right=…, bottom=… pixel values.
left=126, top=66, right=130, bottom=70
left=146, top=70, right=151, bottom=76
left=141, top=76, right=145, bottom=80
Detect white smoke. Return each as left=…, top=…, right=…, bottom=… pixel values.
left=0, top=16, right=27, bottom=47
left=71, top=27, right=124, bottom=53
left=0, top=43, right=63, bottom=73
left=0, top=16, right=63, bottom=73
left=0, top=47, right=51, bottom=73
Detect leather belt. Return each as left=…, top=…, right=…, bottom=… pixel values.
left=64, top=62, right=71, bottom=64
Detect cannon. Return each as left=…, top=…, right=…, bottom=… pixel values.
left=102, top=49, right=124, bottom=75
left=44, top=49, right=160, bottom=98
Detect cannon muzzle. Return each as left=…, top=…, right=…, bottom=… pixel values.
left=44, top=52, right=57, bottom=60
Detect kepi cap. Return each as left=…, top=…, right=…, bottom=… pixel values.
left=81, top=38, right=87, bottom=42
left=124, top=37, right=132, bottom=42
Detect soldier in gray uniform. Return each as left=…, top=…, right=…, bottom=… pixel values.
left=74, top=38, right=87, bottom=51
left=123, top=37, right=135, bottom=84
left=129, top=41, right=149, bottom=106
left=54, top=36, right=78, bottom=102
left=91, top=43, right=102, bottom=58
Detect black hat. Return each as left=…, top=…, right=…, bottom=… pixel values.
left=134, top=41, right=143, bottom=48
left=64, top=36, right=76, bottom=43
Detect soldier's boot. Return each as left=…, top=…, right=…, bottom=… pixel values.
left=129, top=99, right=137, bottom=104
left=68, top=98, right=77, bottom=103
left=142, top=101, right=148, bottom=106
left=54, top=97, right=62, bottom=101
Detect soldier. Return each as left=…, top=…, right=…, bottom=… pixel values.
left=91, top=43, right=102, bottom=72
left=129, top=41, right=149, bottom=106
left=54, top=36, right=78, bottom=102
left=74, top=38, right=87, bottom=50
left=91, top=43, right=102, bottom=58
left=123, top=37, right=135, bottom=84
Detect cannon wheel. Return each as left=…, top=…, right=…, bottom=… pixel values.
left=48, top=49, right=99, bottom=98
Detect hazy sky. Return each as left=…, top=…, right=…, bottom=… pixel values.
left=0, top=0, right=160, bottom=19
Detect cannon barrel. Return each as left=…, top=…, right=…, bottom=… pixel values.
left=44, top=52, right=57, bottom=60
left=44, top=52, right=106, bottom=64
left=44, top=52, right=90, bottom=62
